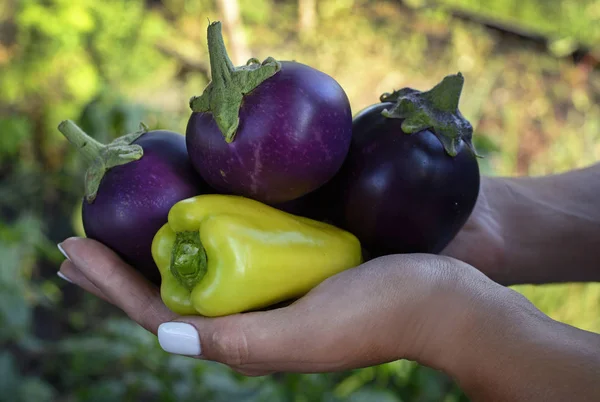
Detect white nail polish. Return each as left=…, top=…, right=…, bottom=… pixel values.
left=57, top=271, right=73, bottom=283
left=57, top=243, right=70, bottom=261
left=158, top=322, right=201, bottom=356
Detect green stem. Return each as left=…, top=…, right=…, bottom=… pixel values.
left=170, top=231, right=208, bottom=291
left=57, top=120, right=147, bottom=203
left=58, top=120, right=105, bottom=164
left=429, top=73, right=463, bottom=113
left=379, top=73, right=480, bottom=158
left=188, top=21, right=281, bottom=143
left=206, top=21, right=235, bottom=86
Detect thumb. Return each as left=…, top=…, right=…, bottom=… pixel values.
left=157, top=307, right=336, bottom=373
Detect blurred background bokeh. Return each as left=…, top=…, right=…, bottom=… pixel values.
left=1, top=0, right=599, bottom=401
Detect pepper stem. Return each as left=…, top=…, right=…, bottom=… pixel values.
left=188, top=21, right=282, bottom=143
left=57, top=120, right=148, bottom=203
left=379, top=73, right=481, bottom=158
left=170, top=231, right=208, bottom=291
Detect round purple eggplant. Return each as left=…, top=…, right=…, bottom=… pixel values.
left=185, top=21, right=353, bottom=204
left=58, top=120, right=210, bottom=285
left=327, top=73, right=481, bottom=257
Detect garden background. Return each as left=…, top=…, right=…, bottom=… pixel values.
left=1, top=0, right=599, bottom=401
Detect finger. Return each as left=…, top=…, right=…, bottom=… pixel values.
left=58, top=260, right=111, bottom=303
left=59, top=237, right=178, bottom=334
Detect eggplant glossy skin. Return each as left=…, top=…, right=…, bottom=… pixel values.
left=82, top=131, right=210, bottom=285
left=333, top=103, right=480, bottom=257
left=186, top=61, right=353, bottom=205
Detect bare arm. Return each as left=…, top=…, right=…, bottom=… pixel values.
left=491, top=163, right=600, bottom=284
left=442, top=285, right=600, bottom=402
left=445, top=162, right=600, bottom=285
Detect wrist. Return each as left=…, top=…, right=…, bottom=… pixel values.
left=445, top=285, right=547, bottom=390
left=406, top=258, right=509, bottom=372
left=407, top=257, right=545, bottom=375
left=438, top=281, right=600, bottom=401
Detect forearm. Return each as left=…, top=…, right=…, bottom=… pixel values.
left=449, top=286, right=600, bottom=401
left=490, top=163, right=600, bottom=284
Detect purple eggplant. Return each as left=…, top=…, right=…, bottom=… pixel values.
left=58, top=120, right=211, bottom=285
left=185, top=21, right=353, bottom=204
left=325, top=73, right=481, bottom=257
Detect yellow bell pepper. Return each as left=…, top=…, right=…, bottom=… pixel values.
left=151, top=194, right=363, bottom=317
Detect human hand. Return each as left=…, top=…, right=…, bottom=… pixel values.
left=57, top=237, right=600, bottom=401
left=444, top=164, right=600, bottom=285
left=441, top=176, right=507, bottom=283
left=57, top=236, right=501, bottom=377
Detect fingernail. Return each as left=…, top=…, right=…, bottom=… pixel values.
left=158, top=322, right=201, bottom=356
left=57, top=243, right=70, bottom=261
left=57, top=271, right=73, bottom=283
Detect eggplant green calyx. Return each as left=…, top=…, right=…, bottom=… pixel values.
left=58, top=120, right=147, bottom=203
left=380, top=72, right=480, bottom=158
left=170, top=231, right=208, bottom=291
left=189, top=21, right=282, bottom=143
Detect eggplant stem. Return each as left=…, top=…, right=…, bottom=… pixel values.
left=428, top=74, right=463, bottom=113
left=380, top=73, right=481, bottom=158
left=207, top=20, right=235, bottom=85
left=58, top=120, right=105, bottom=164
left=57, top=120, right=147, bottom=203
left=188, top=21, right=282, bottom=143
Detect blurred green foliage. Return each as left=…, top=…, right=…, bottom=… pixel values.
left=0, top=0, right=598, bottom=401
left=434, top=0, right=600, bottom=55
